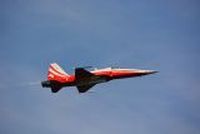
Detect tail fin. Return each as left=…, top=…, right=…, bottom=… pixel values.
left=47, top=63, right=70, bottom=83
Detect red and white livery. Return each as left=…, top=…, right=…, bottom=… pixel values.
left=42, top=63, right=157, bottom=93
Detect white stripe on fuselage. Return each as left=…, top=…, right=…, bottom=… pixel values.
left=91, top=67, right=142, bottom=73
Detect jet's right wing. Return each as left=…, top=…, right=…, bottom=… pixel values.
left=77, top=84, right=96, bottom=93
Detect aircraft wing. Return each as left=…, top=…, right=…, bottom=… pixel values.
left=77, top=84, right=96, bottom=93
left=75, top=67, right=98, bottom=93
left=75, top=67, right=94, bottom=79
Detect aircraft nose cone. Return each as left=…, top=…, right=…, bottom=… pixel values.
left=145, top=70, right=158, bottom=74
left=135, top=70, right=158, bottom=76
left=142, top=70, right=158, bottom=76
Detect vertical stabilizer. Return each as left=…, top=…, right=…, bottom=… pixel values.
left=47, top=63, right=70, bottom=83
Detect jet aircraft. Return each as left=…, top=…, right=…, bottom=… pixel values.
left=41, top=63, right=157, bottom=93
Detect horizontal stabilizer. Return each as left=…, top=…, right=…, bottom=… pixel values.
left=41, top=80, right=62, bottom=93
left=51, top=85, right=62, bottom=93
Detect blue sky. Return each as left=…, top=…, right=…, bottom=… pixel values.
left=0, top=0, right=200, bottom=134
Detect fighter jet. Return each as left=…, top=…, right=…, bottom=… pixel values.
left=41, top=63, right=157, bottom=93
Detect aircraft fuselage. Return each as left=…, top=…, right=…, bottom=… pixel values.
left=41, top=63, right=157, bottom=93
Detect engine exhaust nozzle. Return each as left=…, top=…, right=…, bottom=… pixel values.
left=41, top=80, right=51, bottom=88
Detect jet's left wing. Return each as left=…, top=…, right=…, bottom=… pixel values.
left=75, top=67, right=94, bottom=80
